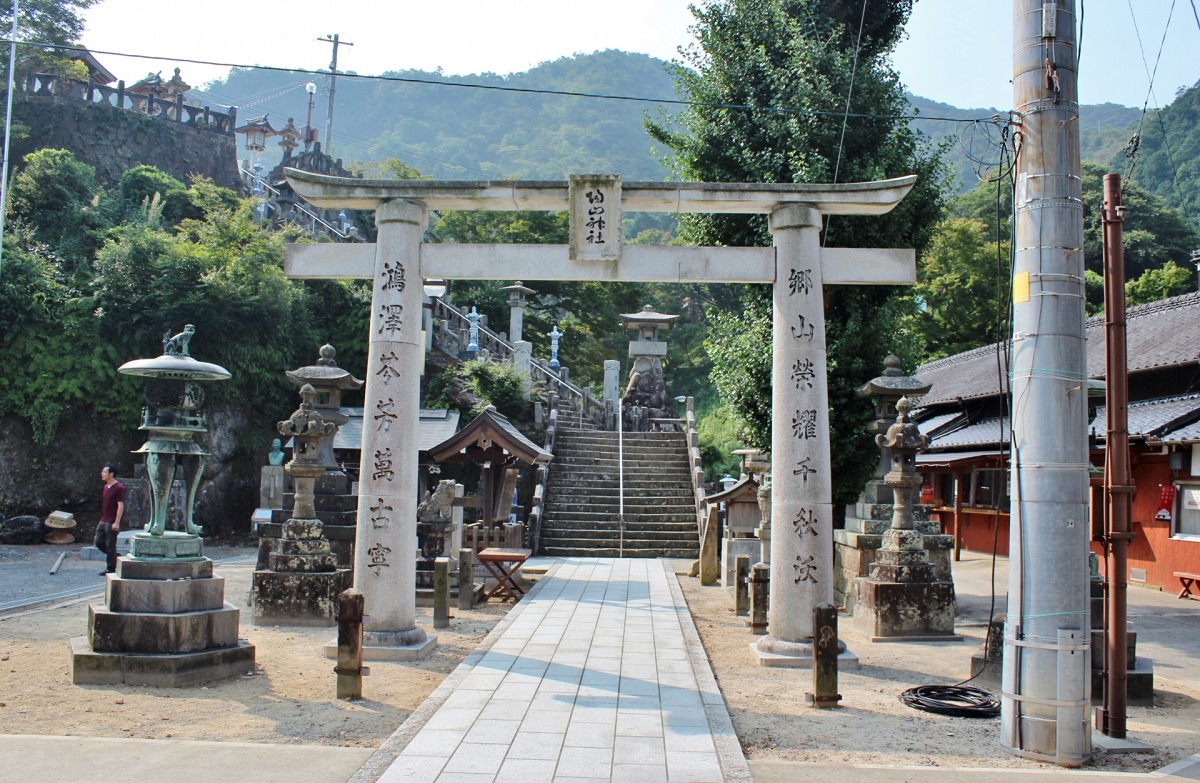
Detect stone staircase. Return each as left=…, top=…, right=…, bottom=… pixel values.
left=539, top=426, right=700, bottom=558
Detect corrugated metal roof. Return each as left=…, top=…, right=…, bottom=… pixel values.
left=332, top=408, right=460, bottom=452
left=1091, top=394, right=1200, bottom=440
left=917, top=292, right=1200, bottom=405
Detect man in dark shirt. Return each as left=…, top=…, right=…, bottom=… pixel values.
left=96, top=464, right=124, bottom=575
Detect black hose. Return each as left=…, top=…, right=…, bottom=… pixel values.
left=898, top=685, right=1001, bottom=718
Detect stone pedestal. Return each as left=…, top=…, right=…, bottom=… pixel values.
left=70, top=532, right=255, bottom=686
left=833, top=491, right=953, bottom=613
left=253, top=518, right=351, bottom=627
left=853, top=528, right=960, bottom=642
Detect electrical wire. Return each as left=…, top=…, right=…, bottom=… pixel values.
left=6, top=38, right=1004, bottom=126
left=898, top=685, right=1001, bottom=718
left=898, top=126, right=1017, bottom=721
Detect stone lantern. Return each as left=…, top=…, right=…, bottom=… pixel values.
left=117, top=325, right=231, bottom=555
left=619, top=305, right=679, bottom=432
left=284, top=343, right=363, bottom=492
left=251, top=383, right=352, bottom=626
left=72, top=326, right=255, bottom=686
left=501, top=281, right=535, bottom=342
left=855, top=354, right=931, bottom=503
left=548, top=324, right=563, bottom=369
left=277, top=117, right=300, bottom=161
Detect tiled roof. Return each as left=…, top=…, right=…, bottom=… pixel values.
left=917, top=292, right=1200, bottom=405
left=929, top=417, right=1010, bottom=450
left=333, top=408, right=460, bottom=453
left=1091, top=394, right=1200, bottom=441
left=917, top=412, right=961, bottom=437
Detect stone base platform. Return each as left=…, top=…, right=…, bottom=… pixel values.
left=70, top=636, right=255, bottom=687
left=414, top=582, right=486, bottom=607
left=70, top=545, right=255, bottom=687
left=750, top=642, right=860, bottom=670
left=854, top=578, right=958, bottom=642
left=323, top=630, right=437, bottom=661
left=251, top=569, right=352, bottom=627
left=1092, top=658, right=1156, bottom=706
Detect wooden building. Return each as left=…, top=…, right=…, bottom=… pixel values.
left=915, top=292, right=1200, bottom=591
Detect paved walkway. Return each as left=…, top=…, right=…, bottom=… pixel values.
left=372, top=558, right=749, bottom=783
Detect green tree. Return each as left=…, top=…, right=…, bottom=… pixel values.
left=649, top=0, right=947, bottom=509
left=0, top=0, right=99, bottom=77
left=911, top=218, right=1010, bottom=359
left=1124, top=261, right=1194, bottom=307
left=7, top=148, right=110, bottom=270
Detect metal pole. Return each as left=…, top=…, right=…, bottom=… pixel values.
left=318, top=34, right=352, bottom=155
left=0, top=0, right=21, bottom=281
left=1002, top=0, right=1092, bottom=766
left=1098, top=172, right=1131, bottom=738
left=618, top=380, right=625, bottom=558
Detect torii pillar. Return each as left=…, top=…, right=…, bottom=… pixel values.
left=282, top=170, right=917, bottom=667
left=353, top=199, right=435, bottom=659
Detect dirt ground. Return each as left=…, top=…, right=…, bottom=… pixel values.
left=1, top=551, right=1198, bottom=773
left=676, top=573, right=1200, bottom=773
left=0, top=556, right=511, bottom=747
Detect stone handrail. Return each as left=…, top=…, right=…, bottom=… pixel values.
left=238, top=163, right=353, bottom=240
left=430, top=300, right=605, bottom=427
left=14, top=72, right=236, bottom=135
left=527, top=391, right=559, bottom=554
left=433, top=299, right=515, bottom=361
left=682, top=398, right=707, bottom=540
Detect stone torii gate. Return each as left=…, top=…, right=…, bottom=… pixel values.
left=284, top=169, right=916, bottom=664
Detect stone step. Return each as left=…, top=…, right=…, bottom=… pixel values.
left=544, top=500, right=696, bottom=512
left=541, top=509, right=697, bottom=522
left=539, top=545, right=699, bottom=558
left=548, top=470, right=694, bottom=482
left=539, top=528, right=698, bottom=542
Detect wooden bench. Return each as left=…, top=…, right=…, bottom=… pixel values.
left=1175, top=572, right=1200, bottom=600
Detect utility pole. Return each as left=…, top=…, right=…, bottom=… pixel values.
left=1002, top=0, right=1092, bottom=767
left=1097, top=172, right=1132, bottom=739
left=317, top=33, right=352, bottom=155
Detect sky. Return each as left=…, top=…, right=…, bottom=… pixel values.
left=76, top=0, right=1198, bottom=112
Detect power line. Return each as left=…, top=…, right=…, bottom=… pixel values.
left=5, top=39, right=1004, bottom=127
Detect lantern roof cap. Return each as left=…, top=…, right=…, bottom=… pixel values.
left=621, top=304, right=678, bottom=330
left=285, top=344, right=364, bottom=390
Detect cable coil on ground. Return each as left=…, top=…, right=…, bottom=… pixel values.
left=898, top=685, right=1001, bottom=718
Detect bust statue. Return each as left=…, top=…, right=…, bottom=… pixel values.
left=267, top=438, right=285, bottom=466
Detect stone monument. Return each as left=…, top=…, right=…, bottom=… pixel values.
left=251, top=384, right=353, bottom=626
left=853, top=397, right=960, bottom=641
left=71, top=326, right=255, bottom=685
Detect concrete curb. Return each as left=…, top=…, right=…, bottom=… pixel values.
left=663, top=559, right=754, bottom=783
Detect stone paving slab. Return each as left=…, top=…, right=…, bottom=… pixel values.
left=370, top=558, right=750, bottom=783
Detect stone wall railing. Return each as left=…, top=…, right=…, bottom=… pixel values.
left=527, top=391, right=558, bottom=554
left=682, top=397, right=707, bottom=540
left=14, top=72, right=236, bottom=135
